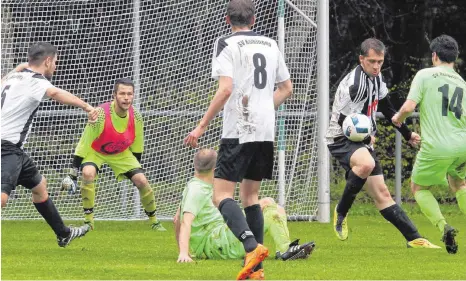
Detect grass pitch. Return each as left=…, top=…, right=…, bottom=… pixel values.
left=1, top=205, right=465, bottom=280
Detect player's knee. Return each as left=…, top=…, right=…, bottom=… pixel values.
left=375, top=184, right=392, bottom=204
left=82, top=167, right=96, bottom=182
left=410, top=181, right=422, bottom=194
left=212, top=196, right=221, bottom=208
left=1, top=193, right=8, bottom=208
left=447, top=175, right=466, bottom=193
left=355, top=161, right=375, bottom=178
left=259, top=197, right=275, bottom=208
left=132, top=175, right=148, bottom=189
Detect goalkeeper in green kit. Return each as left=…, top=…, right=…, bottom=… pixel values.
left=61, top=78, right=166, bottom=231
left=393, top=35, right=466, bottom=254
left=175, top=148, right=315, bottom=269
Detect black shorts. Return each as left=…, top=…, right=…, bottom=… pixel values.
left=214, top=139, right=274, bottom=182
left=1, top=140, right=42, bottom=196
left=327, top=137, right=382, bottom=178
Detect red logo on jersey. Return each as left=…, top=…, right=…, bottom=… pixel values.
left=367, top=100, right=379, bottom=116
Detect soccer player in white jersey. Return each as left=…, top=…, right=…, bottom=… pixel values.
left=325, top=38, right=439, bottom=249
left=184, top=0, right=293, bottom=279
left=1, top=42, right=97, bottom=247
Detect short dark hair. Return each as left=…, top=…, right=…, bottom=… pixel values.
left=194, top=148, right=217, bottom=173
left=430, top=35, right=459, bottom=63
left=227, top=0, right=255, bottom=27
left=113, top=78, right=134, bottom=93
left=360, top=38, right=385, bottom=56
left=27, top=42, right=58, bottom=66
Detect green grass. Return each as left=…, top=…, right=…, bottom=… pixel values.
left=2, top=205, right=466, bottom=280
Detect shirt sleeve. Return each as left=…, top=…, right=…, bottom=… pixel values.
left=180, top=184, right=208, bottom=217
left=74, top=108, right=105, bottom=158
left=130, top=109, right=144, bottom=153
left=211, top=37, right=233, bottom=80
left=378, top=74, right=389, bottom=100
left=407, top=71, right=425, bottom=104
left=276, top=49, right=290, bottom=83
left=30, top=77, right=53, bottom=101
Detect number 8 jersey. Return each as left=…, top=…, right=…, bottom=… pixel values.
left=407, top=65, right=466, bottom=158
left=211, top=30, right=290, bottom=144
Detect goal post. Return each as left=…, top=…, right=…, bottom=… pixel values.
left=1, top=0, right=329, bottom=222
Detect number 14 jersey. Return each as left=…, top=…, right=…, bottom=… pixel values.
left=408, top=65, right=466, bottom=158
left=211, top=30, right=290, bottom=144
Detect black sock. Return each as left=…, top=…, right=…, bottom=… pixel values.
left=218, top=198, right=257, bottom=252
left=380, top=204, right=421, bottom=241
left=337, top=170, right=367, bottom=216
left=33, top=197, right=70, bottom=238
left=245, top=204, right=264, bottom=270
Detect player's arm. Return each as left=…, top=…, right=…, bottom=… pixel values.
left=46, top=87, right=95, bottom=115
left=184, top=76, right=233, bottom=147
left=394, top=99, right=417, bottom=124
left=274, top=79, right=293, bottom=109
left=184, top=38, right=233, bottom=148
left=130, top=110, right=144, bottom=163
left=393, top=71, right=424, bottom=125
left=177, top=211, right=195, bottom=263
left=174, top=207, right=181, bottom=249
left=274, top=48, right=293, bottom=109
left=378, top=96, right=413, bottom=141
left=200, top=76, right=233, bottom=128
left=1, top=62, right=29, bottom=83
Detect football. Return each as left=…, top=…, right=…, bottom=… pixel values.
left=342, top=113, right=372, bottom=142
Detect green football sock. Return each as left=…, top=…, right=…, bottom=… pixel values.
left=81, top=181, right=96, bottom=223
left=455, top=188, right=466, bottom=215
left=138, top=185, right=158, bottom=224
left=414, top=190, right=446, bottom=233
left=264, top=205, right=290, bottom=253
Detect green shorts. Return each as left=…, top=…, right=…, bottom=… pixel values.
left=412, top=152, right=466, bottom=186
left=82, top=149, right=141, bottom=181
left=263, top=201, right=279, bottom=234
left=203, top=224, right=245, bottom=259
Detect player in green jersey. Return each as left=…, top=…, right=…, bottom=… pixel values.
left=393, top=35, right=466, bottom=254
left=61, top=78, right=165, bottom=231
left=175, top=148, right=315, bottom=271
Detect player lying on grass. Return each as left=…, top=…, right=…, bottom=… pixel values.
left=393, top=34, right=466, bottom=254
left=175, top=149, right=315, bottom=268
left=1, top=42, right=96, bottom=247
left=61, top=78, right=165, bottom=231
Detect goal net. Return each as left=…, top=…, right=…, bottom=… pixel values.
left=1, top=0, right=319, bottom=221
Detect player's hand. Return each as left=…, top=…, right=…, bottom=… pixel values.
left=177, top=253, right=194, bottom=263
left=391, top=113, right=402, bottom=127
left=87, top=107, right=99, bottom=124
left=15, top=62, right=29, bottom=72
left=408, top=132, right=421, bottom=147
left=184, top=125, right=206, bottom=148
left=370, top=135, right=376, bottom=145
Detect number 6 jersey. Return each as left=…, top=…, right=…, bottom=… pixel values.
left=1, top=69, right=52, bottom=148
left=407, top=65, right=466, bottom=158
left=211, top=30, right=290, bottom=144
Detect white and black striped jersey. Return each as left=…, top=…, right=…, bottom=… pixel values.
left=212, top=30, right=290, bottom=144
left=325, top=65, right=389, bottom=144
left=1, top=69, right=52, bottom=147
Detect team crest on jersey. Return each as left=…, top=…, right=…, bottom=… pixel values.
left=100, top=141, right=132, bottom=154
